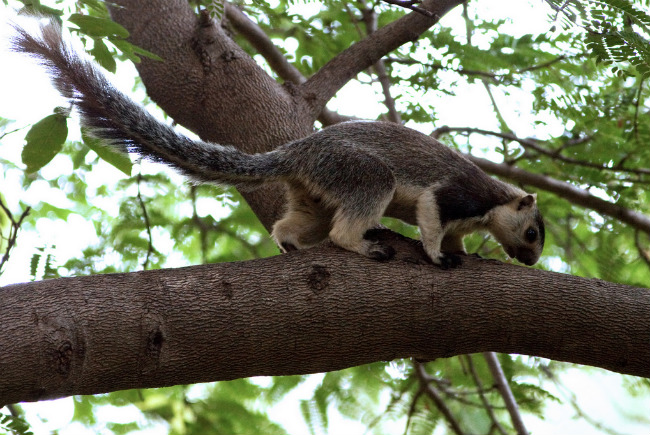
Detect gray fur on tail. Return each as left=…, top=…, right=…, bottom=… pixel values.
left=11, top=20, right=281, bottom=189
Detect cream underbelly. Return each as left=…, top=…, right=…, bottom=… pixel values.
left=384, top=184, right=423, bottom=225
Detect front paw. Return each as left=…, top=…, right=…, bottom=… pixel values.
left=438, top=252, right=462, bottom=269
left=367, top=242, right=396, bottom=261
left=280, top=242, right=298, bottom=253
left=427, top=251, right=462, bottom=269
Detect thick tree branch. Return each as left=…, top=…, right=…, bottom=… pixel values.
left=1, top=239, right=648, bottom=406
left=466, top=155, right=650, bottom=234
left=300, top=0, right=464, bottom=119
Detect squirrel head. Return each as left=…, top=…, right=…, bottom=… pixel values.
left=488, top=194, right=545, bottom=266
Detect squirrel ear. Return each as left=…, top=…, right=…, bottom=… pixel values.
left=517, top=194, right=536, bottom=210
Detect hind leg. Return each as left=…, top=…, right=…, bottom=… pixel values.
left=328, top=201, right=395, bottom=261
left=272, top=186, right=333, bottom=252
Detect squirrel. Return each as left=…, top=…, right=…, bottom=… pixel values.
left=12, top=20, right=545, bottom=268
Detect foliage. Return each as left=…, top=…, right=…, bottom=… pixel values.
left=1, top=0, right=649, bottom=434
left=545, top=0, right=650, bottom=77
left=0, top=410, right=33, bottom=435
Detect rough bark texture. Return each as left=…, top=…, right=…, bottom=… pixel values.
left=1, top=238, right=648, bottom=406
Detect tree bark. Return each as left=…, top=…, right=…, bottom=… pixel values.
left=1, top=240, right=648, bottom=406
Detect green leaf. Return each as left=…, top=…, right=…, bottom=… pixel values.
left=38, top=202, right=74, bottom=220
left=110, top=39, right=163, bottom=63
left=17, top=0, right=63, bottom=17
left=69, top=13, right=130, bottom=38
left=82, top=131, right=132, bottom=176
left=22, top=112, right=68, bottom=173
left=76, top=0, right=108, bottom=14
left=90, top=38, right=116, bottom=73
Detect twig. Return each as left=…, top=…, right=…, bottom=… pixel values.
left=461, top=152, right=650, bottom=234
left=136, top=172, right=154, bottom=270
left=190, top=186, right=208, bottom=264
left=302, top=0, right=462, bottom=120
left=634, top=230, right=650, bottom=268
left=631, top=77, right=645, bottom=144
left=0, top=125, right=26, bottom=140
left=539, top=365, right=625, bottom=435
left=435, top=126, right=650, bottom=176
left=362, top=376, right=416, bottom=435
left=385, top=52, right=585, bottom=81
left=361, top=5, right=402, bottom=123
left=402, top=387, right=423, bottom=435
left=224, top=3, right=352, bottom=126
left=483, top=352, right=529, bottom=435
left=381, top=0, right=435, bottom=17
left=462, top=1, right=472, bottom=46
left=464, top=355, right=508, bottom=435
left=190, top=187, right=261, bottom=260
left=482, top=81, right=511, bottom=137
left=415, top=361, right=466, bottom=435
left=0, top=198, right=31, bottom=276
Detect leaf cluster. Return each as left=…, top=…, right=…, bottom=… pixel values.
left=546, top=0, right=650, bottom=77
left=0, top=411, right=33, bottom=435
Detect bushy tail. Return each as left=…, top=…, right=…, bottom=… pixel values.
left=11, top=20, right=281, bottom=187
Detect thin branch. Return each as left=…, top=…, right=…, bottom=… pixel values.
left=136, top=172, right=154, bottom=270
left=483, top=352, right=529, bottom=435
left=415, top=362, right=466, bottom=435
left=539, top=365, right=626, bottom=435
left=190, top=186, right=208, bottom=264
left=402, top=387, right=423, bottom=435
left=361, top=5, right=402, bottom=123
left=302, top=0, right=464, bottom=119
left=464, top=153, right=650, bottom=234
left=0, top=197, right=31, bottom=276
left=385, top=52, right=585, bottom=80
left=224, top=3, right=351, bottom=126
left=464, top=355, right=508, bottom=435
left=225, top=3, right=305, bottom=85
left=0, top=125, right=26, bottom=140
left=364, top=376, right=415, bottom=435
left=634, top=230, right=650, bottom=268
left=381, top=0, right=435, bottom=17
left=435, top=126, right=650, bottom=175
left=515, top=53, right=581, bottom=74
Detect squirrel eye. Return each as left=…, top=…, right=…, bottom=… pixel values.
left=525, top=228, right=537, bottom=243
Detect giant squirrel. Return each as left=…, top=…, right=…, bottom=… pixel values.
left=12, top=20, right=545, bottom=268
